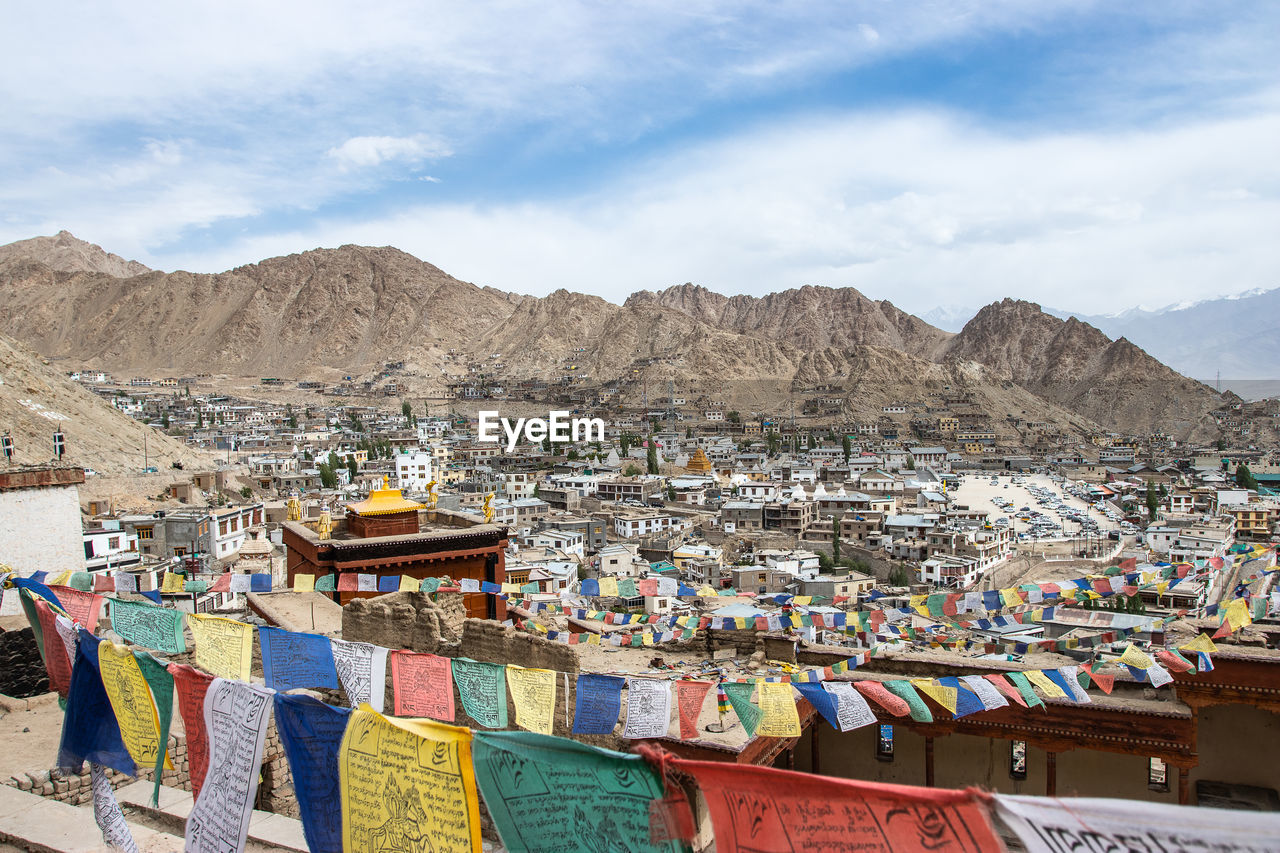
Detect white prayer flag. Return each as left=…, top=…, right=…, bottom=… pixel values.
left=114, top=573, right=137, bottom=593
left=91, top=763, right=139, bottom=853
left=330, top=639, right=389, bottom=712
left=1058, top=666, right=1091, bottom=703
left=623, top=678, right=672, bottom=739
left=960, top=675, right=1009, bottom=711
left=229, top=574, right=252, bottom=593
left=460, top=578, right=480, bottom=593
left=357, top=573, right=378, bottom=591
left=1146, top=661, right=1173, bottom=688
left=822, top=681, right=877, bottom=731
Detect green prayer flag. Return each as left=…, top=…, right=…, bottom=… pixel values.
left=884, top=680, right=934, bottom=722
left=134, top=651, right=174, bottom=807
left=722, top=682, right=762, bottom=736
left=1006, top=672, right=1045, bottom=709
left=314, top=573, right=336, bottom=592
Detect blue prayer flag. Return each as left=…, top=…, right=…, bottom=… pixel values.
left=139, top=589, right=162, bottom=604
left=794, top=681, right=841, bottom=730
left=273, top=694, right=351, bottom=853
left=250, top=573, right=272, bottom=592
left=58, top=630, right=136, bottom=776
left=258, top=626, right=339, bottom=691
left=572, top=673, right=625, bottom=734
left=579, top=578, right=599, bottom=596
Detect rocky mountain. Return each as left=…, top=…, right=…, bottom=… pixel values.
left=943, top=299, right=1223, bottom=437
left=0, top=230, right=151, bottom=278
left=0, top=333, right=212, bottom=476
left=1048, top=288, right=1280, bottom=382
left=626, top=283, right=950, bottom=359
left=0, top=233, right=1228, bottom=441
left=0, top=243, right=519, bottom=375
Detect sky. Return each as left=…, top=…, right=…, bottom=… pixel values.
left=2, top=1, right=1278, bottom=318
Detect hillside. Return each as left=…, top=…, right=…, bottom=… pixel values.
left=0, top=244, right=520, bottom=375
left=0, top=333, right=213, bottom=476
left=0, top=230, right=150, bottom=278
left=0, top=234, right=1227, bottom=441
left=626, top=283, right=951, bottom=358
left=943, top=299, right=1223, bottom=438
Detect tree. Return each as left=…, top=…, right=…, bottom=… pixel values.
left=1145, top=482, right=1159, bottom=521
left=888, top=565, right=910, bottom=586
left=239, top=485, right=252, bottom=500
left=1236, top=463, right=1259, bottom=491
left=620, top=434, right=632, bottom=456
left=905, top=456, right=916, bottom=471
left=766, top=431, right=779, bottom=457
left=685, top=426, right=693, bottom=438
left=842, top=434, right=851, bottom=464
left=196, top=410, right=203, bottom=428
left=1216, top=438, right=1227, bottom=452
left=402, top=400, right=413, bottom=421
left=832, top=525, right=842, bottom=564
left=317, top=461, right=338, bottom=490
left=726, top=411, right=741, bottom=424
left=647, top=438, right=659, bottom=475
left=667, top=484, right=677, bottom=502
left=161, top=413, right=170, bottom=429
left=346, top=455, right=358, bottom=479
left=567, top=448, right=579, bottom=460
left=624, top=463, right=641, bottom=476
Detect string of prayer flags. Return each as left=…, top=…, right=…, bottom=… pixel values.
left=273, top=694, right=351, bottom=853
left=330, top=639, right=389, bottom=713
left=675, top=680, right=713, bottom=740
left=1154, top=648, right=1194, bottom=674
left=853, top=680, right=912, bottom=716
left=755, top=681, right=801, bottom=737
left=664, top=755, right=1001, bottom=853
left=936, top=677, right=986, bottom=718
left=339, top=706, right=482, bottom=853
left=572, top=673, right=625, bottom=735
left=451, top=658, right=508, bottom=728
left=58, top=629, right=136, bottom=777
left=884, top=680, right=934, bottom=722
left=1052, top=666, right=1091, bottom=704
left=90, top=763, right=139, bottom=853
left=473, top=731, right=678, bottom=853
left=258, top=626, right=340, bottom=692
left=623, top=678, right=673, bottom=739
left=186, top=679, right=276, bottom=853
left=107, top=598, right=186, bottom=653
left=97, top=641, right=170, bottom=774
left=188, top=613, right=253, bottom=681
left=168, top=663, right=215, bottom=799
left=721, top=682, right=762, bottom=736
left=506, top=665, right=558, bottom=735
left=47, top=585, right=103, bottom=632
left=389, top=650, right=455, bottom=721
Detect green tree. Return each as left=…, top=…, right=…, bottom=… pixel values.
left=196, top=409, right=203, bottom=428
left=1145, top=482, right=1159, bottom=521
left=888, top=565, right=910, bottom=586
left=623, top=463, right=641, bottom=477
left=402, top=400, right=412, bottom=421
left=726, top=411, right=741, bottom=424
left=831, top=525, right=842, bottom=564
left=766, top=431, right=779, bottom=456
left=620, top=434, right=632, bottom=456
left=1236, top=463, right=1259, bottom=491
left=239, top=485, right=252, bottom=500
left=647, top=438, right=659, bottom=475
left=346, top=455, right=358, bottom=479
left=317, top=461, right=338, bottom=489
left=161, top=413, right=170, bottom=429
left=905, top=456, right=916, bottom=471
left=567, top=448, right=579, bottom=460
left=685, top=426, right=693, bottom=438
left=667, top=484, right=677, bottom=502
left=842, top=434, right=852, bottom=464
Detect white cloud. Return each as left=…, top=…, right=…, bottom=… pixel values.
left=326, top=135, right=451, bottom=170
left=140, top=104, right=1280, bottom=317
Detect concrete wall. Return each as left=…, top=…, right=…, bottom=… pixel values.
left=0, top=484, right=84, bottom=615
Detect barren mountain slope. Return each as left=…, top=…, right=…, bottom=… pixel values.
left=0, top=333, right=213, bottom=475
left=944, top=299, right=1223, bottom=439
left=626, top=283, right=951, bottom=358
left=0, top=230, right=151, bottom=278
left=0, top=246, right=520, bottom=374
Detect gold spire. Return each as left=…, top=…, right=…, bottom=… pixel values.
left=346, top=479, right=424, bottom=517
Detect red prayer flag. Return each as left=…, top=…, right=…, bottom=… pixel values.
left=853, top=681, right=910, bottom=716
left=983, top=674, right=1028, bottom=707
left=93, top=573, right=114, bottom=593
left=48, top=586, right=103, bottom=632
left=676, top=680, right=713, bottom=740
left=168, top=663, right=215, bottom=800
left=1085, top=664, right=1115, bottom=695
left=665, top=756, right=1001, bottom=853
left=638, top=579, right=659, bottom=596
left=208, top=572, right=232, bottom=592
left=389, top=650, right=455, bottom=721
left=336, top=572, right=359, bottom=591
left=33, top=599, right=73, bottom=697
left=1119, top=557, right=1138, bottom=570
left=1154, top=649, right=1193, bottom=674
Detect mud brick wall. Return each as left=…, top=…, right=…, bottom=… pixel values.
left=0, top=627, right=49, bottom=698
left=342, top=591, right=465, bottom=654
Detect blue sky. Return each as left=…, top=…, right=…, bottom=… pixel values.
left=2, top=1, right=1277, bottom=318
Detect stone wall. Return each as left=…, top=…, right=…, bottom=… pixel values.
left=0, top=627, right=48, bottom=698
left=341, top=591, right=465, bottom=654
left=458, top=619, right=580, bottom=674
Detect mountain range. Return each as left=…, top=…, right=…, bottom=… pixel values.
left=0, top=232, right=1229, bottom=442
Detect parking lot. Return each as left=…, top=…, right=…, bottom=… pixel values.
left=948, top=472, right=1127, bottom=543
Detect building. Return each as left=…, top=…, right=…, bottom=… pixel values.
left=0, top=467, right=85, bottom=612
left=282, top=485, right=509, bottom=619
left=596, top=477, right=661, bottom=503
left=82, top=520, right=141, bottom=572
left=763, top=500, right=817, bottom=537
left=394, top=450, right=435, bottom=494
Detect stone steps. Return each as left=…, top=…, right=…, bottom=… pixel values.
left=0, top=783, right=183, bottom=852
left=114, top=781, right=309, bottom=853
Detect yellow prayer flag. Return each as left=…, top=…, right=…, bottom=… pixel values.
left=1156, top=582, right=1169, bottom=595
left=586, top=633, right=600, bottom=645
left=735, top=618, right=748, bottom=629
left=697, top=585, right=716, bottom=597
left=47, top=570, right=74, bottom=587
left=1024, top=670, right=1067, bottom=699
left=756, top=682, right=801, bottom=737
left=598, top=577, right=618, bottom=598
left=500, top=582, right=521, bottom=594
left=340, top=706, right=481, bottom=853
left=1225, top=597, right=1251, bottom=631
left=1118, top=644, right=1154, bottom=670
left=793, top=596, right=812, bottom=605
left=398, top=575, right=419, bottom=592
left=98, top=641, right=172, bottom=770
left=187, top=613, right=253, bottom=680
left=641, top=632, right=654, bottom=646
left=1179, top=633, right=1218, bottom=654
left=1000, top=588, right=1021, bottom=607
left=505, top=665, right=557, bottom=735
left=911, top=678, right=958, bottom=714
left=292, top=573, right=315, bottom=592
left=161, top=572, right=185, bottom=593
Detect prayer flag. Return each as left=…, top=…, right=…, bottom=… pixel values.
left=58, top=629, right=136, bottom=777
left=168, top=663, right=216, bottom=799
left=258, top=626, right=340, bottom=691
left=722, top=682, right=762, bottom=736
left=506, top=665, right=557, bottom=735
left=97, top=640, right=171, bottom=772
left=623, top=678, right=673, bottom=739
left=573, top=673, right=625, bottom=735
left=330, top=639, right=389, bottom=712
left=675, top=680, right=712, bottom=740
left=188, top=613, right=253, bottom=681
left=390, top=650, right=455, bottom=721
left=273, top=693, right=351, bottom=853
left=452, top=658, right=508, bottom=728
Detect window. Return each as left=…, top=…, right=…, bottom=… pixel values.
left=137, top=527, right=154, bottom=540
left=173, top=547, right=186, bottom=557
left=1148, top=757, right=1169, bottom=792
left=1010, top=741, right=1027, bottom=779
left=108, top=536, right=120, bottom=550
left=220, top=521, right=228, bottom=536
left=877, top=725, right=894, bottom=761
